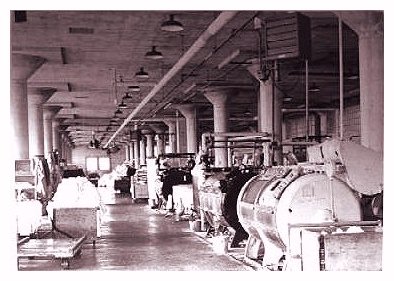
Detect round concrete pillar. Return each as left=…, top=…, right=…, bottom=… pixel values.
left=164, top=121, right=177, bottom=153
left=129, top=142, right=135, bottom=165
left=27, top=88, right=52, bottom=158
left=337, top=11, right=383, bottom=152
left=258, top=79, right=283, bottom=165
left=43, top=108, right=57, bottom=158
left=133, top=140, right=140, bottom=168
left=204, top=89, right=231, bottom=168
left=247, top=61, right=283, bottom=166
left=60, top=134, right=66, bottom=161
left=125, top=144, right=131, bottom=161
left=156, top=133, right=165, bottom=156
left=177, top=104, right=197, bottom=154
left=11, top=54, right=45, bottom=159
left=358, top=17, right=383, bottom=152
left=52, top=120, right=61, bottom=152
left=139, top=136, right=146, bottom=166
left=145, top=134, right=155, bottom=158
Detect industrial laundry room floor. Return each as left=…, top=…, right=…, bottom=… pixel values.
left=17, top=196, right=252, bottom=271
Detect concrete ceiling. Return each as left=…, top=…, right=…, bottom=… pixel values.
left=10, top=10, right=360, bottom=146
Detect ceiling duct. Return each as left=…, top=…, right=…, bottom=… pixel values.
left=265, top=13, right=311, bottom=61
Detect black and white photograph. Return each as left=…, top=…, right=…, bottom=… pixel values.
left=2, top=0, right=391, bottom=275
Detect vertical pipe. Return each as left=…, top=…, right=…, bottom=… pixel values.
left=176, top=110, right=180, bottom=152
left=305, top=59, right=309, bottom=141
left=338, top=17, right=344, bottom=140
left=271, top=61, right=276, bottom=165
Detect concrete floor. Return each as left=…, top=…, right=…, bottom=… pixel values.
left=18, top=196, right=251, bottom=271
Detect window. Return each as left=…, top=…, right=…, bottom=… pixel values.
left=98, top=157, right=110, bottom=171
left=86, top=157, right=98, bottom=171
left=86, top=157, right=110, bottom=172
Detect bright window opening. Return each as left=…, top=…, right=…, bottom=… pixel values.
left=86, top=157, right=110, bottom=172
left=86, top=157, right=98, bottom=171
left=98, top=157, right=110, bottom=171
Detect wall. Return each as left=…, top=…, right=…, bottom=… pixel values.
left=284, top=104, right=361, bottom=143
left=71, top=145, right=127, bottom=173
left=331, top=104, right=361, bottom=142
left=285, top=114, right=317, bottom=139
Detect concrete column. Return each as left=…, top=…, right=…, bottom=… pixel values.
left=139, top=136, right=146, bottom=166
left=11, top=54, right=45, bottom=159
left=176, top=111, right=188, bottom=153
left=62, top=139, right=67, bottom=162
left=177, top=104, right=198, bottom=154
left=64, top=143, right=69, bottom=163
left=60, top=133, right=66, bottom=159
left=150, top=124, right=166, bottom=156
left=66, top=143, right=73, bottom=163
left=52, top=120, right=61, bottom=152
left=204, top=89, right=231, bottom=167
left=259, top=79, right=283, bottom=165
left=145, top=134, right=155, bottom=158
left=63, top=134, right=69, bottom=162
left=61, top=133, right=71, bottom=163
left=164, top=120, right=177, bottom=153
left=133, top=140, right=140, bottom=168
left=359, top=25, right=383, bottom=152
left=129, top=142, right=135, bottom=165
left=43, top=108, right=57, bottom=158
left=125, top=144, right=130, bottom=161
left=337, top=12, right=383, bottom=152
left=156, top=133, right=166, bottom=156
left=248, top=62, right=283, bottom=165
left=27, top=88, right=52, bottom=158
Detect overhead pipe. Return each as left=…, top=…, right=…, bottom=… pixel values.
left=104, top=11, right=238, bottom=148
left=282, top=108, right=337, bottom=113
left=201, top=131, right=270, bottom=153
left=305, top=59, right=309, bottom=142
left=138, top=12, right=259, bottom=122
left=338, top=17, right=344, bottom=140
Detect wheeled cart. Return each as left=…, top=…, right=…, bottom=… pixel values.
left=17, top=235, right=87, bottom=270
left=53, top=207, right=100, bottom=246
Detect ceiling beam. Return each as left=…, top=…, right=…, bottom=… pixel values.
left=104, top=11, right=239, bottom=148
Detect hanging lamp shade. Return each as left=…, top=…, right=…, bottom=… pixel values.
left=118, top=100, right=128, bottom=109
left=114, top=108, right=123, bottom=116
left=309, top=82, right=320, bottom=93
left=135, top=67, right=149, bottom=79
left=122, top=92, right=133, bottom=102
left=161, top=14, right=184, bottom=32
left=145, top=46, right=163, bottom=59
left=128, top=85, right=140, bottom=92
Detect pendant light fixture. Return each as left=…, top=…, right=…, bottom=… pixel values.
left=161, top=14, right=184, bottom=32
left=308, top=82, right=320, bottom=93
left=114, top=108, right=123, bottom=116
left=145, top=46, right=163, bottom=59
left=118, top=100, right=128, bottom=109
left=128, top=85, right=140, bottom=92
left=135, top=67, right=149, bottom=79
left=122, top=92, right=133, bottom=102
